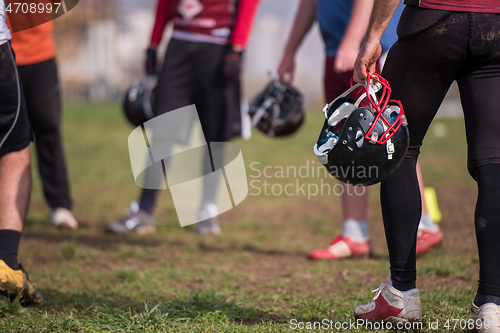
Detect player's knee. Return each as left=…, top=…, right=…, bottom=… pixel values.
left=0, top=146, right=30, bottom=167
left=405, top=146, right=420, bottom=159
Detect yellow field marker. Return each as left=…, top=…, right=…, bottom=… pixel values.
left=424, top=187, right=442, bottom=223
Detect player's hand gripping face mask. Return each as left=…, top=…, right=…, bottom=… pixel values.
left=313, top=72, right=409, bottom=186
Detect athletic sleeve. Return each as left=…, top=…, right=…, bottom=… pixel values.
left=230, top=0, right=260, bottom=48
left=150, top=0, right=171, bottom=46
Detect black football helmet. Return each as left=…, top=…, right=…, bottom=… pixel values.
left=123, top=76, right=157, bottom=126
left=313, top=73, right=409, bottom=186
left=249, top=79, right=305, bottom=137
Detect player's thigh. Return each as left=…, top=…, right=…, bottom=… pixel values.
left=324, top=56, right=353, bottom=103
left=0, top=42, right=30, bottom=158
left=457, top=61, right=500, bottom=176
left=382, top=10, right=464, bottom=156
left=323, top=56, right=382, bottom=104
left=193, top=43, right=238, bottom=142
left=18, top=59, right=60, bottom=135
left=194, top=81, right=227, bottom=142
left=155, top=39, right=196, bottom=116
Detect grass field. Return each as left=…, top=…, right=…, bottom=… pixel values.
left=0, top=103, right=480, bottom=332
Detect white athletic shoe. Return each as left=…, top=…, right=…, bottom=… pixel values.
left=196, top=203, right=220, bottom=234
left=354, top=275, right=422, bottom=323
left=47, top=208, right=78, bottom=230
left=470, top=301, right=500, bottom=333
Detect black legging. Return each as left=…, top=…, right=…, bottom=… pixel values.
left=474, top=165, right=500, bottom=297
left=380, top=7, right=500, bottom=296
left=17, top=58, right=72, bottom=210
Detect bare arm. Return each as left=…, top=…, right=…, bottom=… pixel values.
left=335, top=0, right=373, bottom=73
left=353, top=0, right=401, bottom=82
left=277, top=0, right=316, bottom=82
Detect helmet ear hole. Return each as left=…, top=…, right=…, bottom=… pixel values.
left=355, top=130, right=364, bottom=148
left=327, top=100, right=356, bottom=127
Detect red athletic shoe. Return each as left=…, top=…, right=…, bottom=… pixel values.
left=416, top=227, right=443, bottom=254
left=308, top=235, right=370, bottom=260
left=355, top=275, right=422, bottom=323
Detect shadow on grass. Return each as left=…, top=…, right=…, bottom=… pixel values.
left=23, top=217, right=390, bottom=262
left=197, top=242, right=309, bottom=258
left=197, top=242, right=392, bottom=263
left=28, top=289, right=320, bottom=329
left=23, top=217, right=304, bottom=258
left=366, top=252, right=390, bottom=260
left=22, top=219, right=164, bottom=251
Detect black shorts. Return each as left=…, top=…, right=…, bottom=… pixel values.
left=155, top=38, right=241, bottom=142
left=383, top=7, right=500, bottom=177
left=0, top=42, right=31, bottom=159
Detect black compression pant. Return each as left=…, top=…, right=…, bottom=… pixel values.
left=17, top=58, right=72, bottom=210
left=381, top=7, right=500, bottom=296
left=474, top=165, right=500, bottom=297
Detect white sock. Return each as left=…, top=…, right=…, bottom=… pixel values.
left=418, top=213, right=440, bottom=232
left=341, top=219, right=369, bottom=241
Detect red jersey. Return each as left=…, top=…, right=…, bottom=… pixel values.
left=150, top=0, right=260, bottom=47
left=405, top=0, right=500, bottom=13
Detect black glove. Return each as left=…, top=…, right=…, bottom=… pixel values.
left=145, top=48, right=157, bottom=75
left=223, top=47, right=243, bottom=82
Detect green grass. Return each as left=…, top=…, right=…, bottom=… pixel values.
left=1, top=103, right=479, bottom=332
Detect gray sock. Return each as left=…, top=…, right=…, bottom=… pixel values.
left=419, top=213, right=439, bottom=232
left=341, top=219, right=369, bottom=240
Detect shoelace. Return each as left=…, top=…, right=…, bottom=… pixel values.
left=371, top=283, right=390, bottom=301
